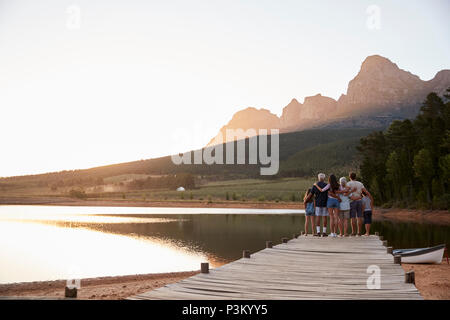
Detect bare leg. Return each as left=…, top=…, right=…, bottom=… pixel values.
left=343, top=218, right=348, bottom=236
left=304, top=216, right=309, bottom=235
left=365, top=224, right=371, bottom=236
left=328, top=208, right=333, bottom=234
left=357, top=217, right=363, bottom=235
left=338, top=215, right=343, bottom=235
left=306, top=216, right=312, bottom=235
left=311, top=216, right=316, bottom=234
left=333, top=209, right=339, bottom=234
left=351, top=218, right=356, bottom=235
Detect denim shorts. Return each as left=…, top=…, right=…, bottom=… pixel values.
left=363, top=210, right=372, bottom=224
left=305, top=202, right=315, bottom=216
left=315, top=207, right=329, bottom=216
left=327, top=197, right=339, bottom=208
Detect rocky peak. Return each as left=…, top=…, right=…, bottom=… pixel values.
left=339, top=55, right=425, bottom=113
left=301, top=94, right=337, bottom=119
left=360, top=55, right=401, bottom=73
left=280, top=98, right=303, bottom=128
left=426, top=70, right=450, bottom=95
left=207, top=107, right=281, bottom=145
left=227, top=107, right=280, bottom=128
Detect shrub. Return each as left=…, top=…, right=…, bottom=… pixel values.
left=442, top=194, right=450, bottom=209
left=407, top=202, right=417, bottom=210
left=433, top=195, right=448, bottom=210
left=69, top=189, right=87, bottom=199
left=393, top=200, right=407, bottom=209
left=416, top=191, right=427, bottom=204
left=381, top=201, right=392, bottom=209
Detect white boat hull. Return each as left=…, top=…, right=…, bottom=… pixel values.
left=400, top=247, right=444, bottom=264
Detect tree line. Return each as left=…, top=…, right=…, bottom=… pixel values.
left=358, top=88, right=450, bottom=209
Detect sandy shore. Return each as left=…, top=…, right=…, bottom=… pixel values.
left=0, top=196, right=302, bottom=209
left=0, top=271, right=199, bottom=300
left=402, top=261, right=450, bottom=300
left=1, top=262, right=449, bottom=300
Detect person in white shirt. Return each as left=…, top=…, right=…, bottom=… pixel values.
left=347, top=172, right=372, bottom=236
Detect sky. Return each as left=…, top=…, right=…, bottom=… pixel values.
left=0, top=0, right=449, bottom=177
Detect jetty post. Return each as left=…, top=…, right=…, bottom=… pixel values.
left=201, top=262, right=209, bottom=274
left=405, top=270, right=415, bottom=284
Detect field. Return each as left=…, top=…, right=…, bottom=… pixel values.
left=112, top=177, right=317, bottom=202
left=0, top=177, right=316, bottom=203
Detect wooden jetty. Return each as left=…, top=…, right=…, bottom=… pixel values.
left=129, top=235, right=422, bottom=300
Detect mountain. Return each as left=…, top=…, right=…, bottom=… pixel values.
left=210, top=55, right=450, bottom=144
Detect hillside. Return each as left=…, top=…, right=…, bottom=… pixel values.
left=0, top=128, right=378, bottom=195
left=280, top=137, right=364, bottom=177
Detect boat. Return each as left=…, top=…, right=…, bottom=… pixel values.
left=393, top=244, right=446, bottom=264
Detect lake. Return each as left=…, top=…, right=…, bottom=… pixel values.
left=0, top=205, right=448, bottom=284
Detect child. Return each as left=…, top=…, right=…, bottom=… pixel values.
left=303, top=188, right=316, bottom=236
left=361, top=190, right=374, bottom=236
left=338, top=177, right=351, bottom=237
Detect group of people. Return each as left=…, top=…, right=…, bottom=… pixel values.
left=303, top=172, right=374, bottom=237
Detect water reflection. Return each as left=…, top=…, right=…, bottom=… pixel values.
left=0, top=221, right=206, bottom=284
left=371, top=220, right=450, bottom=249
